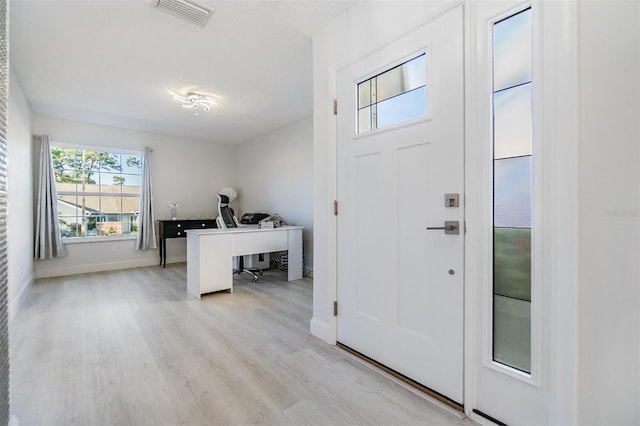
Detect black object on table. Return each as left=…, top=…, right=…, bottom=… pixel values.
left=157, top=219, right=217, bottom=267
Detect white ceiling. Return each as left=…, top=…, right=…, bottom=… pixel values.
left=9, top=0, right=357, bottom=144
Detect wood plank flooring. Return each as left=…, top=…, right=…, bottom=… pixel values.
left=10, top=265, right=474, bottom=425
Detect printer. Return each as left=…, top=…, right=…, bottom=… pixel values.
left=240, top=213, right=270, bottom=225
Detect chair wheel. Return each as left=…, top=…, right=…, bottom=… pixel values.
left=253, top=277, right=258, bottom=283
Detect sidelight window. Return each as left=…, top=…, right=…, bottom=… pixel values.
left=492, top=8, right=533, bottom=373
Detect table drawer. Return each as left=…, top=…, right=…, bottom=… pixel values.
left=160, top=219, right=217, bottom=238
left=184, top=220, right=217, bottom=230
left=162, top=222, right=186, bottom=237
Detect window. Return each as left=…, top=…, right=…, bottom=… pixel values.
left=51, top=144, right=143, bottom=239
left=492, top=8, right=532, bottom=373
left=357, top=53, right=427, bottom=133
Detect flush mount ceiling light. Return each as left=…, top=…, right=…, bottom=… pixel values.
left=171, top=91, right=217, bottom=114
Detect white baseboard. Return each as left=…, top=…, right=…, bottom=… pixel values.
left=310, top=317, right=335, bottom=344
left=165, top=255, right=187, bottom=265
left=35, top=258, right=161, bottom=279
left=9, top=272, right=34, bottom=323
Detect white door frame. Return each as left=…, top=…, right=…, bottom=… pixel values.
left=315, top=0, right=580, bottom=422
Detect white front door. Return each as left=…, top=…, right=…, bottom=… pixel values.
left=336, top=5, right=464, bottom=405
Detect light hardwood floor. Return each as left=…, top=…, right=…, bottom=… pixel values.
left=10, top=265, right=474, bottom=425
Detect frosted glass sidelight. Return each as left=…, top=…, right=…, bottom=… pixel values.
left=492, top=7, right=532, bottom=374
left=494, top=227, right=531, bottom=301
left=493, top=295, right=531, bottom=372
left=376, top=86, right=427, bottom=129
left=493, top=9, right=531, bottom=92
left=494, top=156, right=532, bottom=228
left=494, top=83, right=532, bottom=159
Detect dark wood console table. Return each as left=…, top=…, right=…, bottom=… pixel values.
left=157, top=219, right=217, bottom=267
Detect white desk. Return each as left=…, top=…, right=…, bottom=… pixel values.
left=186, top=225, right=303, bottom=299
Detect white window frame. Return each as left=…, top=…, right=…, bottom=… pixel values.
left=51, top=141, right=143, bottom=242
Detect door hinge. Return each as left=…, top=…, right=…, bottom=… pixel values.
left=333, top=301, right=338, bottom=316
left=333, top=200, right=338, bottom=216
left=333, top=99, right=338, bottom=115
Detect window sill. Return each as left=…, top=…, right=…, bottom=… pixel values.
left=62, top=236, right=138, bottom=244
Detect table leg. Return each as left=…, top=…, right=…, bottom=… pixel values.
left=162, top=237, right=167, bottom=268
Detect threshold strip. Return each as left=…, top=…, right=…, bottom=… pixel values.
left=337, top=342, right=464, bottom=412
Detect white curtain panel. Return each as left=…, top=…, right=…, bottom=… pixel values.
left=34, top=135, right=67, bottom=259
left=135, top=146, right=157, bottom=250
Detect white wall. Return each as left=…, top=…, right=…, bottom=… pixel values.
left=7, top=70, right=34, bottom=321
left=234, top=117, right=313, bottom=274
left=32, top=115, right=236, bottom=278
left=577, top=1, right=640, bottom=423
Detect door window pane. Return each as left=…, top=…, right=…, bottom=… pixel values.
left=359, top=80, right=372, bottom=109
left=376, top=86, right=427, bottom=129
left=358, top=107, right=372, bottom=133
left=375, top=54, right=426, bottom=103
left=357, top=54, right=426, bottom=134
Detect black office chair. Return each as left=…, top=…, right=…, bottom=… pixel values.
left=216, top=194, right=262, bottom=282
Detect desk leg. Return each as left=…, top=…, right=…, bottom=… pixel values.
left=159, top=237, right=164, bottom=266
left=287, top=228, right=303, bottom=281
left=162, top=237, right=167, bottom=268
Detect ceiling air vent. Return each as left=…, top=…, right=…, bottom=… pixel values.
left=152, top=0, right=213, bottom=28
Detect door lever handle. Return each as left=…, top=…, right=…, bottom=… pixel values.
left=426, top=221, right=459, bottom=235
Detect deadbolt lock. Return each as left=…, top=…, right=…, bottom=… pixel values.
left=445, top=193, right=459, bottom=208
